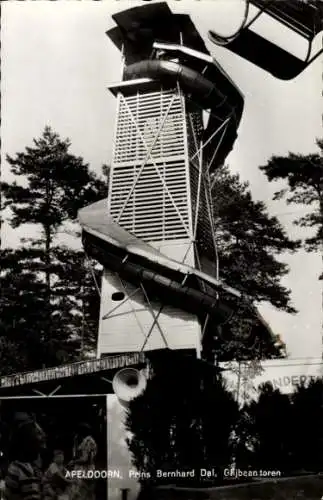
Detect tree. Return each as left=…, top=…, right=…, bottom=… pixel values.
left=0, top=247, right=103, bottom=371
left=236, top=379, right=323, bottom=475
left=260, top=140, right=323, bottom=254
left=124, top=165, right=299, bottom=486
left=236, top=382, right=293, bottom=474
left=125, top=352, right=239, bottom=488
left=290, top=379, right=323, bottom=472
left=0, top=127, right=107, bottom=370
left=212, top=165, right=299, bottom=310
left=0, top=247, right=52, bottom=372
left=209, top=164, right=300, bottom=360
left=259, top=140, right=323, bottom=326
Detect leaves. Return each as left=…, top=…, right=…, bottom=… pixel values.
left=126, top=360, right=323, bottom=485
left=2, top=126, right=107, bottom=234
left=211, top=165, right=300, bottom=311
left=125, top=355, right=239, bottom=486
left=0, top=127, right=106, bottom=371
left=260, top=142, right=323, bottom=253
left=207, top=164, right=299, bottom=360
left=238, top=380, right=323, bottom=474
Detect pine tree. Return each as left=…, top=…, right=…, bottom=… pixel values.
left=210, top=164, right=300, bottom=360
left=239, top=382, right=293, bottom=474
left=260, top=140, right=323, bottom=354
left=125, top=353, right=239, bottom=487
left=0, top=248, right=52, bottom=372
left=212, top=165, right=299, bottom=309
left=1, top=127, right=107, bottom=370
left=290, top=379, right=323, bottom=472
left=259, top=140, right=323, bottom=255
left=237, top=379, right=323, bottom=475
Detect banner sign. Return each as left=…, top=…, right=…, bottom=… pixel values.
left=0, top=352, right=146, bottom=389
left=220, top=358, right=323, bottom=403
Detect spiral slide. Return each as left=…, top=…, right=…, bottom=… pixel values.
left=80, top=199, right=241, bottom=322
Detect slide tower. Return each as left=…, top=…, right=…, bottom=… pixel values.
left=79, top=2, right=275, bottom=368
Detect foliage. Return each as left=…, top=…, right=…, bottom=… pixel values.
left=259, top=140, right=323, bottom=255
left=290, top=380, right=323, bottom=472
left=208, top=165, right=299, bottom=360
left=237, top=379, right=323, bottom=475
left=127, top=360, right=323, bottom=487
left=212, top=164, right=299, bottom=310
left=126, top=353, right=239, bottom=487
left=237, top=382, right=293, bottom=473
left=0, top=127, right=106, bottom=371
left=2, top=126, right=106, bottom=229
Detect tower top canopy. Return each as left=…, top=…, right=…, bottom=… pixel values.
left=107, top=2, right=209, bottom=64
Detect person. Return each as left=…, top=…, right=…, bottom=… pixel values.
left=43, top=450, right=72, bottom=500
left=4, top=415, right=46, bottom=500
left=67, top=423, right=97, bottom=500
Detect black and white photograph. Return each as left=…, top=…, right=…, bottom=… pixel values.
left=1, top=1, right=323, bottom=499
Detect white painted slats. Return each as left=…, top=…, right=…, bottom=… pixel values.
left=109, top=88, right=192, bottom=241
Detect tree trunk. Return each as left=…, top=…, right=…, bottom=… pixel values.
left=44, top=176, right=52, bottom=359
left=45, top=226, right=51, bottom=300
left=45, top=174, right=52, bottom=307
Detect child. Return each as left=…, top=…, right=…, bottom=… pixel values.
left=43, top=450, right=71, bottom=500
left=4, top=418, right=45, bottom=500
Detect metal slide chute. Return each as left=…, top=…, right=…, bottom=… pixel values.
left=208, top=0, right=323, bottom=80
left=79, top=199, right=276, bottom=349
left=79, top=199, right=239, bottom=323
left=107, top=3, right=245, bottom=172
left=122, top=57, right=244, bottom=174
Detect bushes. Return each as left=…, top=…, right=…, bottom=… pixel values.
left=237, top=379, right=323, bottom=475
left=125, top=357, right=323, bottom=487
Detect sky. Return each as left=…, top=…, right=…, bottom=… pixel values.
left=1, top=0, right=322, bottom=362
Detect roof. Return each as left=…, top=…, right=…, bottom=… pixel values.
left=0, top=353, right=145, bottom=397
left=107, top=2, right=209, bottom=64
left=0, top=350, right=223, bottom=397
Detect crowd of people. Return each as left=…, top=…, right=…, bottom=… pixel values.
left=0, top=413, right=99, bottom=500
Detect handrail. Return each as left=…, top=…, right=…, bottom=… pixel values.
left=206, top=0, right=250, bottom=46
left=209, top=0, right=323, bottom=80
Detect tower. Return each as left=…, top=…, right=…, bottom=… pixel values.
left=79, top=3, right=273, bottom=366
left=79, top=3, right=244, bottom=363
left=99, top=81, right=204, bottom=357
